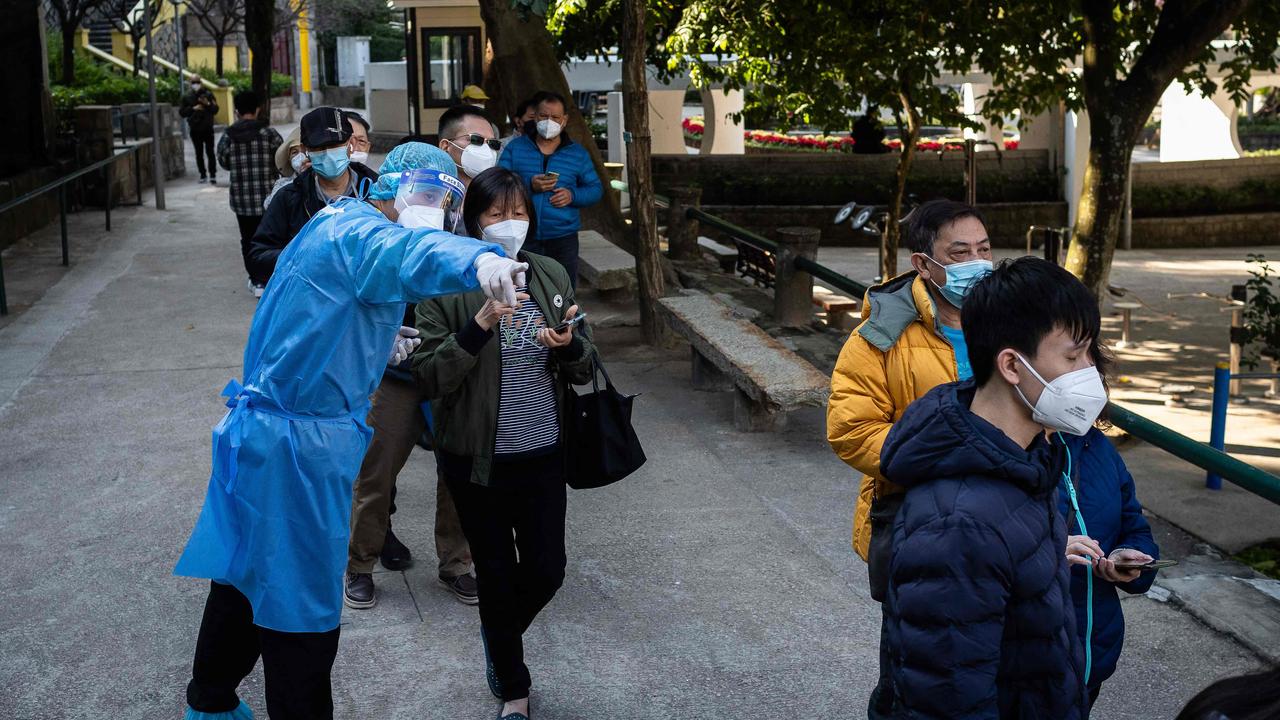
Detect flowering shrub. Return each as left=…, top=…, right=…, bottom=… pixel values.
left=681, top=116, right=1020, bottom=153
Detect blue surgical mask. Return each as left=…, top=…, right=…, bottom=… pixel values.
left=309, top=146, right=350, bottom=179
left=924, top=256, right=992, bottom=308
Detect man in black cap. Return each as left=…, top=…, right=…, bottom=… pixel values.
left=247, top=106, right=381, bottom=288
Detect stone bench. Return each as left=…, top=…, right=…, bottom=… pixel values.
left=657, top=292, right=831, bottom=431
left=697, top=235, right=738, bottom=273
left=577, top=229, right=636, bottom=301
left=812, top=285, right=859, bottom=331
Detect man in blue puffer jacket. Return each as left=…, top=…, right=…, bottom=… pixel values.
left=881, top=257, right=1099, bottom=719
left=1058, top=427, right=1160, bottom=708
left=498, top=90, right=603, bottom=285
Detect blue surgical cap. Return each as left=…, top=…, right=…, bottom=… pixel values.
left=368, top=142, right=459, bottom=200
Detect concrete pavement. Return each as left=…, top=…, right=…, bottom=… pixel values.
left=0, top=160, right=1268, bottom=718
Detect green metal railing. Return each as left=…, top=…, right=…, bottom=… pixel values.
left=612, top=177, right=1280, bottom=506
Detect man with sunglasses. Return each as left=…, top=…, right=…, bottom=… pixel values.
left=498, top=90, right=602, bottom=286
left=439, top=104, right=500, bottom=186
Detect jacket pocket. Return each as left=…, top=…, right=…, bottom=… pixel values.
left=867, top=493, right=906, bottom=603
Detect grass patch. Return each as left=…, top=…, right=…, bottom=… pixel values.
left=1236, top=540, right=1280, bottom=579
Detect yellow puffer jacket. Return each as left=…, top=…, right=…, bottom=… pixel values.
left=826, top=271, right=958, bottom=560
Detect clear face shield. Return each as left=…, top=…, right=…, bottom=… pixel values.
left=393, top=169, right=466, bottom=232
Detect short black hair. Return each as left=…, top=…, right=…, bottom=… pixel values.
left=233, top=91, right=261, bottom=116
left=513, top=98, right=533, bottom=121
left=462, top=167, right=536, bottom=242
left=905, top=199, right=988, bottom=255
left=438, top=105, right=496, bottom=142
left=342, top=110, right=370, bottom=133
left=962, top=257, right=1100, bottom=386
left=529, top=90, right=568, bottom=115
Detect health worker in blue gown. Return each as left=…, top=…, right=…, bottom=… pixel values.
left=173, top=143, right=529, bottom=720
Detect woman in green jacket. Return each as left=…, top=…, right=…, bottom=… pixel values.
left=412, top=167, right=595, bottom=720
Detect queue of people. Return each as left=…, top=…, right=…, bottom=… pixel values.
left=183, top=84, right=1184, bottom=719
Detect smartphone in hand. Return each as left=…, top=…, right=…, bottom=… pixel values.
left=553, top=312, right=587, bottom=333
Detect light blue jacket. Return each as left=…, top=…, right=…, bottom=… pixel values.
left=498, top=132, right=603, bottom=240
left=174, top=197, right=501, bottom=632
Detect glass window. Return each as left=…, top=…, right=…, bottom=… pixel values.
left=422, top=28, right=481, bottom=107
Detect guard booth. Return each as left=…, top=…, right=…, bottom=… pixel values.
left=389, top=0, right=487, bottom=140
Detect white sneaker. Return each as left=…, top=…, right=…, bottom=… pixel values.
left=247, top=279, right=264, bottom=298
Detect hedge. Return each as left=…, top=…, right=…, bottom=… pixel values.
left=1132, top=178, right=1280, bottom=218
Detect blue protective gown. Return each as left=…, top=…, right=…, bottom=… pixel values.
left=174, top=197, right=501, bottom=633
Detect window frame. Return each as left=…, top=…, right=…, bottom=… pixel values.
left=419, top=27, right=483, bottom=109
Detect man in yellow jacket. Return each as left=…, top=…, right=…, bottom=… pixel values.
left=826, top=199, right=992, bottom=718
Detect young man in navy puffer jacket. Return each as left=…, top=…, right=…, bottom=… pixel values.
left=880, top=257, right=1094, bottom=719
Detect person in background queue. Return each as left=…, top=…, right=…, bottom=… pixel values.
left=180, top=75, right=220, bottom=184
left=497, top=90, right=603, bottom=286
left=826, top=199, right=993, bottom=718
left=501, top=99, right=536, bottom=149
left=248, top=107, right=380, bottom=287
left=344, top=110, right=373, bottom=168
left=439, top=105, right=501, bottom=185
left=216, top=90, right=282, bottom=298
left=264, top=127, right=307, bottom=211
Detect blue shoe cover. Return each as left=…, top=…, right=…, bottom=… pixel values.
left=184, top=700, right=254, bottom=720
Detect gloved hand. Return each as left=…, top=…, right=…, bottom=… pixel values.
left=387, top=326, right=421, bottom=366
left=473, top=252, right=529, bottom=307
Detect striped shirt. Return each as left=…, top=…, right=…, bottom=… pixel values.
left=494, top=288, right=560, bottom=456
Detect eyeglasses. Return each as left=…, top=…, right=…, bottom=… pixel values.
left=451, top=133, right=502, bottom=152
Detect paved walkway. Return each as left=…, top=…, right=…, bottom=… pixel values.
left=0, top=163, right=1268, bottom=718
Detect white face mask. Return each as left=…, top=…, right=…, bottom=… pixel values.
left=536, top=119, right=562, bottom=140
left=398, top=205, right=446, bottom=230
left=290, top=152, right=307, bottom=174
left=481, top=219, right=529, bottom=258
left=458, top=143, right=497, bottom=179
left=349, top=150, right=369, bottom=165
left=1013, top=353, right=1108, bottom=436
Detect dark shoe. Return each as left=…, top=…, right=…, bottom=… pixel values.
left=210, top=176, right=217, bottom=185
left=497, top=713, right=529, bottom=720
left=198, top=176, right=207, bottom=184
left=343, top=572, right=375, bottom=609
left=380, top=527, right=414, bottom=570
left=439, top=573, right=479, bottom=605
left=481, top=626, right=502, bottom=699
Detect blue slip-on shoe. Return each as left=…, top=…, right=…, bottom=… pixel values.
left=184, top=700, right=254, bottom=720
left=481, top=625, right=502, bottom=699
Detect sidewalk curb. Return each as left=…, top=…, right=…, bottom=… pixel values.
left=1157, top=574, right=1280, bottom=665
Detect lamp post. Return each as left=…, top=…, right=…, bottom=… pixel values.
left=143, top=0, right=166, bottom=209
left=170, top=0, right=187, bottom=139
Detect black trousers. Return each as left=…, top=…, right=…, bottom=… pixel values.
left=442, top=453, right=567, bottom=701
left=186, top=581, right=340, bottom=719
left=235, top=214, right=263, bottom=284
left=192, top=130, right=216, bottom=178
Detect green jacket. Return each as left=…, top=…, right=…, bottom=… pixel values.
left=412, top=252, right=597, bottom=486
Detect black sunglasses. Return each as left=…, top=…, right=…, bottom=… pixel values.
left=453, top=133, right=502, bottom=152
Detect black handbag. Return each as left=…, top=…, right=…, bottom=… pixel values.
left=565, top=355, right=646, bottom=489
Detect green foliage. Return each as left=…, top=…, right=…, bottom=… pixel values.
left=1236, top=541, right=1280, bottom=579
left=1240, top=255, right=1280, bottom=369
left=1238, top=117, right=1280, bottom=135
left=547, top=0, right=684, bottom=73
left=311, top=0, right=405, bottom=82
left=190, top=66, right=292, bottom=97
left=1131, top=178, right=1280, bottom=218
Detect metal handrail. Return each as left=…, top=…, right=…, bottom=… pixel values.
left=1108, top=401, right=1280, bottom=506
left=0, top=141, right=149, bottom=315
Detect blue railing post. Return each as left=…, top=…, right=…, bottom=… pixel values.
left=1207, top=362, right=1230, bottom=490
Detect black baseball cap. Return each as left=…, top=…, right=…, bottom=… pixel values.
left=300, top=106, right=353, bottom=149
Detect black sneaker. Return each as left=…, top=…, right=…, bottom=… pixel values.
left=343, top=572, right=375, bottom=609
left=439, top=573, right=479, bottom=605
left=380, top=527, right=414, bottom=570
left=198, top=176, right=207, bottom=184
left=210, top=176, right=217, bottom=185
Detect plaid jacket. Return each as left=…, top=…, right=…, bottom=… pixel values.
left=217, top=120, right=283, bottom=217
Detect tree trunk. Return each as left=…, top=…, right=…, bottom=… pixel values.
left=61, top=26, right=77, bottom=85
left=244, top=0, right=275, bottom=116
left=476, top=0, right=629, bottom=250
left=622, top=0, right=667, bottom=345
left=1066, top=109, right=1140, bottom=297
left=215, top=36, right=225, bottom=76
left=884, top=90, right=920, bottom=281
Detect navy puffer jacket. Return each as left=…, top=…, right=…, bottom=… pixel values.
left=881, top=381, right=1086, bottom=720
left=1058, top=429, right=1160, bottom=691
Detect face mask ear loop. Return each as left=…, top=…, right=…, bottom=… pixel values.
left=1057, top=431, right=1093, bottom=687
left=355, top=177, right=371, bottom=202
